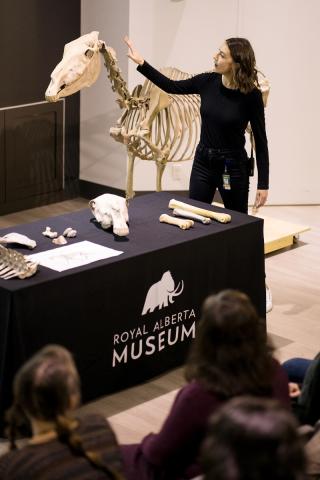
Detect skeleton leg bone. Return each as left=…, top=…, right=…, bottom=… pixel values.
left=126, top=151, right=136, bottom=200
left=173, top=208, right=212, bottom=224
left=156, top=161, right=167, bottom=192
left=169, top=199, right=231, bottom=223
left=159, top=214, right=194, bottom=230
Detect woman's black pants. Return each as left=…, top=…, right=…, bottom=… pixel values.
left=189, top=143, right=250, bottom=214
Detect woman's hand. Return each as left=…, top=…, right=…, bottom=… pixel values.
left=124, top=36, right=144, bottom=65
left=254, top=189, right=268, bottom=209
left=289, top=382, right=301, bottom=398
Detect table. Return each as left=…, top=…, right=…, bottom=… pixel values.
left=0, top=192, right=265, bottom=424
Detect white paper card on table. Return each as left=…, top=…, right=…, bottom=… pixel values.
left=27, top=241, right=123, bottom=272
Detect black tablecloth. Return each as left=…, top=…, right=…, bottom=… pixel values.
left=0, top=192, right=265, bottom=423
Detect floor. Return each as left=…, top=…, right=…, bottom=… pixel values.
left=1, top=199, right=319, bottom=444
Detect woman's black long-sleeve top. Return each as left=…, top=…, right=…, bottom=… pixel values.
left=137, top=61, right=269, bottom=190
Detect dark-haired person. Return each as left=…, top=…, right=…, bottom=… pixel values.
left=201, top=396, right=306, bottom=480
left=121, top=290, right=290, bottom=480
left=125, top=36, right=273, bottom=312
left=0, top=345, right=124, bottom=480
left=125, top=36, right=269, bottom=214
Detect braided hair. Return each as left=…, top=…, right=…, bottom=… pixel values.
left=55, top=414, right=123, bottom=479
left=6, top=345, right=123, bottom=479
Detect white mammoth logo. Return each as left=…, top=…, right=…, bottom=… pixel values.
left=142, top=270, right=184, bottom=316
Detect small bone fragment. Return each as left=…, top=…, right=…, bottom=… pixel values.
left=168, top=199, right=231, bottom=223
left=42, top=226, right=58, bottom=239
left=173, top=208, right=211, bottom=225
left=159, top=214, right=194, bottom=230
left=0, top=232, right=37, bottom=249
left=63, top=227, right=77, bottom=238
left=52, top=235, right=68, bottom=245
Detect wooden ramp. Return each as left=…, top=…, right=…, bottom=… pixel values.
left=212, top=203, right=310, bottom=254
left=255, top=213, right=310, bottom=254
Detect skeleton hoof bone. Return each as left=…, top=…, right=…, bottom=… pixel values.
left=42, top=226, right=58, bottom=238
left=159, top=214, right=194, bottom=230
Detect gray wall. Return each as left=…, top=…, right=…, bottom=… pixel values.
left=80, top=0, right=129, bottom=190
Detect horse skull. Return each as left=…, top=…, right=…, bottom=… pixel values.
left=45, top=31, right=102, bottom=102
left=89, top=194, right=129, bottom=237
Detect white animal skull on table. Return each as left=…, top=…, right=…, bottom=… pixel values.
left=89, top=194, right=129, bottom=236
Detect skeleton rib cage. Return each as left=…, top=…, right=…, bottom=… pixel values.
left=125, top=70, right=201, bottom=163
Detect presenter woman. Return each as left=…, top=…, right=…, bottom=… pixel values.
left=125, top=36, right=269, bottom=214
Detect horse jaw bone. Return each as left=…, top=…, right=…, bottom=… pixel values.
left=0, top=232, right=37, bottom=249
left=89, top=194, right=129, bottom=236
left=0, top=245, right=38, bottom=280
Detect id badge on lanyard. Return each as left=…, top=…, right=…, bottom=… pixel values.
left=222, top=163, right=231, bottom=190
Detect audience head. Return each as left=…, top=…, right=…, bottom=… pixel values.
left=6, top=345, right=80, bottom=447
left=186, top=290, right=274, bottom=397
left=6, top=345, right=123, bottom=479
left=13, top=344, right=80, bottom=423
left=201, top=396, right=306, bottom=480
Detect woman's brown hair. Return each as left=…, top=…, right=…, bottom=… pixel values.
left=201, top=396, right=306, bottom=480
left=226, top=37, right=259, bottom=94
left=6, top=345, right=123, bottom=480
left=185, top=290, right=275, bottom=398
